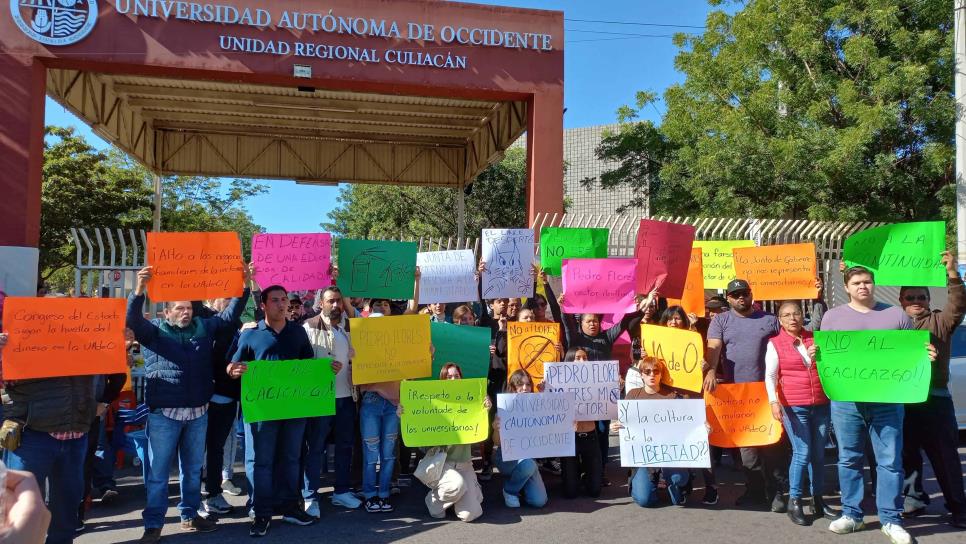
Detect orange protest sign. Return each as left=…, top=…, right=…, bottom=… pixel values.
left=146, top=232, right=244, bottom=302
left=641, top=324, right=704, bottom=393
left=704, top=382, right=783, bottom=448
left=668, top=248, right=705, bottom=318
left=732, top=243, right=817, bottom=301
left=1, top=297, right=127, bottom=380
left=507, top=321, right=560, bottom=386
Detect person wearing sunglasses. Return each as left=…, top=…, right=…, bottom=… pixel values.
left=896, top=251, right=966, bottom=529
left=622, top=357, right=693, bottom=507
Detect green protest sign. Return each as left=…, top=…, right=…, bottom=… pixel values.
left=814, top=330, right=931, bottom=403
left=240, top=295, right=257, bottom=324
left=401, top=378, right=488, bottom=447
left=539, top=227, right=609, bottom=276
left=843, top=222, right=946, bottom=286
left=336, top=239, right=418, bottom=299
left=241, top=359, right=335, bottom=423
left=429, top=322, right=491, bottom=379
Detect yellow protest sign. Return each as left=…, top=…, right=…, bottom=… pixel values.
left=693, top=240, right=756, bottom=290
left=507, top=321, right=560, bottom=386
left=640, top=324, right=704, bottom=393
left=349, top=314, right=431, bottom=384
left=400, top=378, right=489, bottom=447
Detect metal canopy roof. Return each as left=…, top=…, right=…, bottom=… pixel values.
left=46, top=68, right=527, bottom=187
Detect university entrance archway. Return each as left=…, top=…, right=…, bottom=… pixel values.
left=0, top=0, right=563, bottom=295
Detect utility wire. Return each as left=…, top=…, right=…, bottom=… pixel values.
left=566, top=29, right=680, bottom=38
left=564, top=17, right=705, bottom=29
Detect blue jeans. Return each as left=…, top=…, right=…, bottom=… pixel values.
left=782, top=403, right=830, bottom=499
left=248, top=417, right=307, bottom=517
left=831, top=401, right=904, bottom=525
left=302, top=396, right=356, bottom=499
left=359, top=391, right=399, bottom=499
left=92, top=419, right=116, bottom=490
left=630, top=467, right=690, bottom=507
left=5, top=429, right=87, bottom=544
left=492, top=448, right=548, bottom=507
left=142, top=411, right=207, bottom=528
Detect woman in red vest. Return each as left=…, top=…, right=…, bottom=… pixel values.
left=765, top=300, right=834, bottom=526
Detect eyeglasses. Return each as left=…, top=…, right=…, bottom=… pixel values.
left=779, top=312, right=803, bottom=319
left=902, top=294, right=928, bottom=302
left=640, top=369, right=662, bottom=376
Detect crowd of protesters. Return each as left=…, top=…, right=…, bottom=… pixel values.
left=0, top=249, right=964, bottom=544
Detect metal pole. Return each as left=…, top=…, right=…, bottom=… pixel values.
left=457, top=183, right=466, bottom=240
left=957, top=0, right=966, bottom=269
left=152, top=172, right=162, bottom=232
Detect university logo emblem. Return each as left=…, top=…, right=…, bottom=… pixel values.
left=10, top=0, right=97, bottom=46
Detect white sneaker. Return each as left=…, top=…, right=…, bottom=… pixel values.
left=881, top=523, right=914, bottom=544
left=204, top=494, right=232, bottom=514
left=503, top=490, right=521, bottom=508
left=903, top=495, right=927, bottom=516
left=304, top=499, right=320, bottom=519
left=221, top=479, right=243, bottom=497
left=829, top=516, right=865, bottom=534
left=248, top=507, right=255, bottom=520
left=331, top=492, right=362, bottom=509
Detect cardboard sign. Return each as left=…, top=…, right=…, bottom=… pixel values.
left=416, top=250, right=478, bottom=304
left=732, top=243, right=817, bottom=301
left=693, top=240, right=756, bottom=290
left=668, top=248, right=705, bottom=318
left=539, top=227, right=609, bottom=276
left=251, top=233, right=331, bottom=291
left=481, top=228, right=535, bottom=299
left=507, top=321, right=560, bottom=385
left=704, top=382, right=783, bottom=448
left=634, top=219, right=696, bottom=298
left=336, top=239, right=418, bottom=299
left=543, top=360, right=620, bottom=420
left=814, top=329, right=931, bottom=403
left=241, top=359, right=335, bottom=423
left=401, top=378, right=488, bottom=447
left=430, top=322, right=491, bottom=379
left=1, top=297, right=127, bottom=379
left=640, top=324, right=704, bottom=393
left=618, top=399, right=711, bottom=468
left=350, top=314, right=431, bottom=384
left=146, top=231, right=244, bottom=302
left=496, top=392, right=575, bottom=461
left=561, top=258, right=637, bottom=314
left=843, top=221, right=946, bottom=287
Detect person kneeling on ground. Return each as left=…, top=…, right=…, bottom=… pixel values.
left=491, top=369, right=549, bottom=509
left=402, top=363, right=491, bottom=521
left=622, top=357, right=693, bottom=507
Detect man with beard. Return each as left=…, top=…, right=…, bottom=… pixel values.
left=896, top=251, right=966, bottom=529
left=300, top=286, right=361, bottom=516
left=705, top=279, right=789, bottom=513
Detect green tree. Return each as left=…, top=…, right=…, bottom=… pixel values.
left=41, top=127, right=267, bottom=292
left=584, top=0, right=954, bottom=224
left=324, top=146, right=528, bottom=239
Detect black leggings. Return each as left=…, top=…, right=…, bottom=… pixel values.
left=562, top=431, right=602, bottom=498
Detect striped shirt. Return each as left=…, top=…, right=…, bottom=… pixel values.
left=49, top=431, right=86, bottom=441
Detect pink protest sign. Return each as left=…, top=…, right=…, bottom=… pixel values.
left=561, top=258, right=638, bottom=314
left=251, top=233, right=332, bottom=291
left=634, top=219, right=695, bottom=299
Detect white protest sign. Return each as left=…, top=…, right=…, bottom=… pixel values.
left=481, top=228, right=535, bottom=299
left=496, top=392, right=575, bottom=462
left=618, top=399, right=711, bottom=468
left=416, top=249, right=478, bottom=304
left=543, top=360, right=619, bottom=421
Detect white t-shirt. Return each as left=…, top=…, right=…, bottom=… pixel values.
left=304, top=316, right=354, bottom=399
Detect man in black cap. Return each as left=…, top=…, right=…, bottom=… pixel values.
left=705, top=279, right=789, bottom=512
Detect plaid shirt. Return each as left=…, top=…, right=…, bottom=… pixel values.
left=49, top=431, right=86, bottom=441
left=160, top=405, right=208, bottom=421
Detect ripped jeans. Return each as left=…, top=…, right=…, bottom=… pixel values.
left=360, top=391, right=400, bottom=499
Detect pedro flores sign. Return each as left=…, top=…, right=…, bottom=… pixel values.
left=10, top=1, right=555, bottom=71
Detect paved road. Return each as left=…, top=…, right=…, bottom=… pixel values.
left=76, top=438, right=966, bottom=544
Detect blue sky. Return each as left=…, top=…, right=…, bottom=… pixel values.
left=45, top=0, right=714, bottom=233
